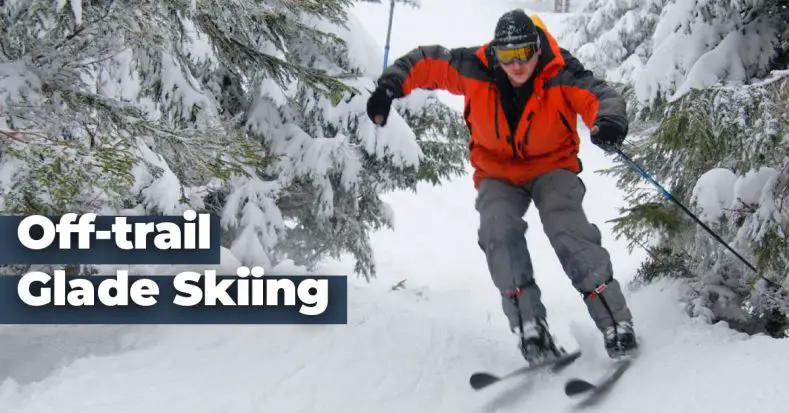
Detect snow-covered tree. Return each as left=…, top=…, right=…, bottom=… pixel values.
left=558, top=0, right=664, bottom=81
left=567, top=0, right=789, bottom=336
left=0, top=0, right=468, bottom=279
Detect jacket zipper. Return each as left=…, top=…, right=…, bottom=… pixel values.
left=492, top=88, right=517, bottom=160
left=519, top=111, right=534, bottom=158
left=522, top=112, right=534, bottom=145
left=494, top=89, right=501, bottom=141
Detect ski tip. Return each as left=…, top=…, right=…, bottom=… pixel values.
left=469, top=372, right=499, bottom=390
left=564, top=378, right=596, bottom=396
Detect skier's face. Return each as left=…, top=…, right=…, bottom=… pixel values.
left=500, top=50, right=540, bottom=87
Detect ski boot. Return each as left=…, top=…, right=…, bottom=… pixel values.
left=603, top=320, right=638, bottom=359
left=513, top=317, right=564, bottom=366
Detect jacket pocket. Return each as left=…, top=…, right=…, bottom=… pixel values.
left=558, top=111, right=573, bottom=134
left=557, top=111, right=577, bottom=146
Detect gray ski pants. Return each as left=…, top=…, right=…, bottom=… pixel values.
left=475, top=168, right=633, bottom=332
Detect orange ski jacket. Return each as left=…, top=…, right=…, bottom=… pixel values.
left=375, top=17, right=628, bottom=188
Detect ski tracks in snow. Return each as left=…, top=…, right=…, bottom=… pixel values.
left=0, top=279, right=787, bottom=413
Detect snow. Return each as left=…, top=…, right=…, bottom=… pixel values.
left=2, top=276, right=788, bottom=413
left=691, top=168, right=737, bottom=224
left=177, top=14, right=217, bottom=69
left=733, top=167, right=779, bottom=208
left=296, top=11, right=424, bottom=169
left=69, top=0, right=83, bottom=26
left=130, top=138, right=193, bottom=216
left=566, top=0, right=782, bottom=106
left=0, top=157, right=23, bottom=210
left=671, top=22, right=778, bottom=100
left=0, top=61, right=44, bottom=129
left=158, top=50, right=217, bottom=126
left=219, top=175, right=285, bottom=267
left=53, top=0, right=83, bottom=26
left=325, top=11, right=389, bottom=80
left=1, top=2, right=788, bottom=413
left=692, top=166, right=781, bottom=224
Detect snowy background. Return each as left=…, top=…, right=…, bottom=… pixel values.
left=1, top=0, right=787, bottom=412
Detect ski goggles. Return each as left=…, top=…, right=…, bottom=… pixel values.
left=493, top=41, right=539, bottom=66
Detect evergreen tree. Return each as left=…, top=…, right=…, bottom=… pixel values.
left=567, top=0, right=789, bottom=335
left=558, top=0, right=663, bottom=81
left=0, top=0, right=468, bottom=279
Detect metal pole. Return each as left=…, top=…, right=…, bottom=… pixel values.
left=383, top=0, right=395, bottom=71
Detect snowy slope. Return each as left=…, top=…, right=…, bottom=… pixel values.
left=1, top=2, right=787, bottom=413
left=1, top=276, right=787, bottom=413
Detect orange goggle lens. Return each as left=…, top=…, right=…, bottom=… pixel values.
left=494, top=43, right=538, bottom=65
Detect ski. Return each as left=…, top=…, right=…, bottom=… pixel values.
left=564, top=356, right=633, bottom=405
left=469, top=349, right=581, bottom=390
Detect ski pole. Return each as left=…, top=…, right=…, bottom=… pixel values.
left=612, top=145, right=774, bottom=279
left=382, top=0, right=396, bottom=71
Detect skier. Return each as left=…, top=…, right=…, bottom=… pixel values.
left=366, top=9, right=638, bottom=363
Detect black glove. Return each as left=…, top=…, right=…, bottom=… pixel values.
left=366, top=86, right=395, bottom=126
left=591, top=118, right=627, bottom=151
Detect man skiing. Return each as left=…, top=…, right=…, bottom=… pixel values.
left=365, top=9, right=638, bottom=363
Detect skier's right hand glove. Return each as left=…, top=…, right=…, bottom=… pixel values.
left=366, top=86, right=395, bottom=126
left=591, top=117, right=627, bottom=153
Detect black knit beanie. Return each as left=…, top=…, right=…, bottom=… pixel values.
left=493, top=9, right=539, bottom=46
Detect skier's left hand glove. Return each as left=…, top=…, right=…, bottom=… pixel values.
left=591, top=118, right=627, bottom=152
left=366, top=86, right=395, bottom=126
